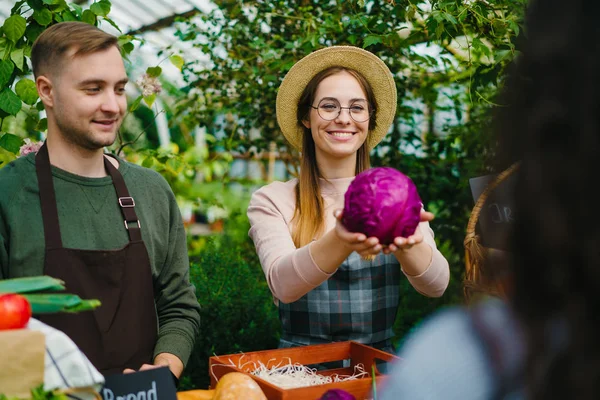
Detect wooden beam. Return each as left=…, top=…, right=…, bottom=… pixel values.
left=126, top=9, right=200, bottom=36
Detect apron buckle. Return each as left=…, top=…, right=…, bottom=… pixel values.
left=124, top=220, right=141, bottom=230
left=118, top=197, right=136, bottom=207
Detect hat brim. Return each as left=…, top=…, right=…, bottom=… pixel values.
left=276, top=46, right=397, bottom=151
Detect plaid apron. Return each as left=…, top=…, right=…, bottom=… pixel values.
left=279, top=251, right=401, bottom=353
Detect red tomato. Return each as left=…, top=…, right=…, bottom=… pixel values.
left=0, top=294, right=32, bottom=330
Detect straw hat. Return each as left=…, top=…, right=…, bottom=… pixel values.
left=276, top=46, right=397, bottom=151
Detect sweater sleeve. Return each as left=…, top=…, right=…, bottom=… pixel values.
left=151, top=178, right=201, bottom=367
left=401, top=221, right=450, bottom=297
left=247, top=183, right=334, bottom=304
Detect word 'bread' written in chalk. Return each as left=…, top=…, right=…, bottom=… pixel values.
left=103, top=381, right=157, bottom=400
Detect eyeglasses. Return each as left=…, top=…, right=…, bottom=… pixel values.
left=310, top=98, right=374, bottom=123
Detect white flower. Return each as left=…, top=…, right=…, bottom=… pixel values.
left=136, top=74, right=162, bottom=97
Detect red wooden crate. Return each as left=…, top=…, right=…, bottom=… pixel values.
left=209, top=341, right=400, bottom=400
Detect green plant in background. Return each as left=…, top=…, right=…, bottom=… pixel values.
left=0, top=0, right=137, bottom=159
left=180, top=230, right=280, bottom=390
left=0, top=1, right=188, bottom=177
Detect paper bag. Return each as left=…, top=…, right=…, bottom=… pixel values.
left=0, top=329, right=45, bottom=398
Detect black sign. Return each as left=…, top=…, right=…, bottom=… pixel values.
left=101, top=367, right=177, bottom=400
left=469, top=172, right=517, bottom=251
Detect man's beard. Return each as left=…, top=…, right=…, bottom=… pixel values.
left=55, top=114, right=119, bottom=151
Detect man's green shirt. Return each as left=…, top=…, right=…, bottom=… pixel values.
left=0, top=152, right=200, bottom=367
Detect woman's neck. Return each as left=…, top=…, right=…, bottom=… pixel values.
left=316, top=154, right=357, bottom=179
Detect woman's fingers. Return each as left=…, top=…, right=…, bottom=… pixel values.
left=420, top=210, right=435, bottom=222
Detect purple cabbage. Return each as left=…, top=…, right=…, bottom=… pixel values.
left=320, top=389, right=356, bottom=400
left=342, top=167, right=422, bottom=245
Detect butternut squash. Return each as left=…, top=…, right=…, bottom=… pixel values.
left=213, top=372, right=267, bottom=400
left=177, top=389, right=215, bottom=400
left=176, top=372, right=266, bottom=400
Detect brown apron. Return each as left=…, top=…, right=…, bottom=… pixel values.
left=35, top=143, right=158, bottom=376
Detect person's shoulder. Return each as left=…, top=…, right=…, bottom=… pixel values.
left=380, top=303, right=501, bottom=400
left=0, top=153, right=34, bottom=179
left=400, top=299, right=514, bottom=355
left=0, top=155, right=36, bottom=204
left=250, top=178, right=297, bottom=205
left=248, top=178, right=297, bottom=220
left=118, top=158, right=171, bottom=190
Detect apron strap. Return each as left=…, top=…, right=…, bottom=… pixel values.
left=103, top=156, right=142, bottom=242
left=35, top=143, right=63, bottom=249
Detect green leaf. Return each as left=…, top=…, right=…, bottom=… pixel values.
left=146, top=66, right=162, bottom=78
left=26, top=0, right=44, bottom=10
left=102, top=17, right=122, bottom=33
left=508, top=20, right=520, bottom=37
left=443, top=12, right=458, bottom=25
left=117, top=34, right=134, bottom=46
left=0, top=133, right=23, bottom=154
left=61, top=9, right=77, bottom=22
left=42, top=0, right=60, bottom=4
left=0, top=115, right=16, bottom=132
left=36, top=101, right=45, bottom=111
left=10, top=0, right=26, bottom=14
left=3, top=15, right=27, bottom=43
left=435, top=23, right=445, bottom=39
left=0, top=88, right=22, bottom=116
left=143, top=93, right=156, bottom=108
left=122, top=42, right=134, bottom=55
left=90, top=0, right=111, bottom=17
left=24, top=293, right=82, bottom=313
left=15, top=78, right=38, bottom=105
left=27, top=294, right=101, bottom=313
left=170, top=55, right=184, bottom=71
left=0, top=38, right=7, bottom=59
left=26, top=22, right=45, bottom=42
left=81, top=9, right=96, bottom=25
left=36, top=117, right=47, bottom=131
left=70, top=3, right=83, bottom=17
left=363, top=35, right=383, bottom=48
left=0, top=60, right=15, bottom=89
left=64, top=299, right=102, bottom=313
left=0, top=276, right=65, bottom=294
left=10, top=47, right=24, bottom=71
left=33, top=8, right=53, bottom=26
left=142, top=156, right=155, bottom=168
left=129, top=95, right=142, bottom=112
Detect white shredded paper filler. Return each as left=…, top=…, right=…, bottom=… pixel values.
left=212, top=356, right=369, bottom=389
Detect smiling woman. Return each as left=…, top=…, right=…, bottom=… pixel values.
left=247, top=46, right=450, bottom=356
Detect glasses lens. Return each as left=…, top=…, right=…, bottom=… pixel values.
left=317, top=99, right=341, bottom=121
left=349, top=102, right=370, bottom=122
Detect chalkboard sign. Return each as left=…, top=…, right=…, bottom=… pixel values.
left=101, top=367, right=177, bottom=400
left=469, top=172, right=517, bottom=251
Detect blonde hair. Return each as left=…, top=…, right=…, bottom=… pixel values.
left=291, top=67, right=376, bottom=248
left=31, top=22, right=119, bottom=78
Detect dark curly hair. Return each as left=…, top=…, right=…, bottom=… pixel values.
left=495, top=0, right=600, bottom=398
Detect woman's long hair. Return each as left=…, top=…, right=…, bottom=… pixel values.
left=291, top=67, right=377, bottom=248
left=494, top=0, right=600, bottom=397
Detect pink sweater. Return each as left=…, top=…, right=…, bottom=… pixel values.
left=248, top=177, right=450, bottom=304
